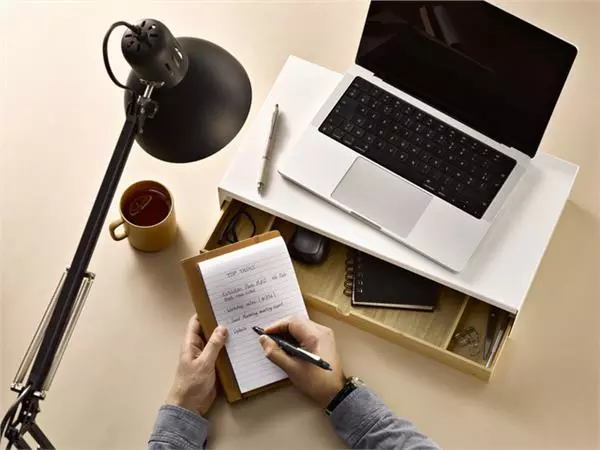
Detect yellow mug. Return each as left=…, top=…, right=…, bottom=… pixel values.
left=108, top=180, right=177, bottom=252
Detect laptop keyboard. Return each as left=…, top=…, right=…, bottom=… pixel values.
left=319, top=77, right=517, bottom=219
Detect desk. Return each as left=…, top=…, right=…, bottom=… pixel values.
left=1, top=2, right=598, bottom=449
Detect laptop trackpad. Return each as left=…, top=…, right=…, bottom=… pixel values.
left=331, top=158, right=432, bottom=237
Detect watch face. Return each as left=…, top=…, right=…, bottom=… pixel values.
left=349, top=376, right=365, bottom=387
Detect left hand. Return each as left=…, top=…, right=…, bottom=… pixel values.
left=166, top=315, right=228, bottom=416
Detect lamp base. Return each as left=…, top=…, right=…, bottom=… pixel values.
left=126, top=37, right=252, bottom=163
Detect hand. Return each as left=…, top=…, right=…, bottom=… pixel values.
left=259, top=316, right=346, bottom=407
left=166, top=315, right=228, bottom=416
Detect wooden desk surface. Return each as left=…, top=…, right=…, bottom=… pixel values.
left=1, top=1, right=598, bottom=449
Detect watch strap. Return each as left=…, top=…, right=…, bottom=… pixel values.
left=325, top=377, right=361, bottom=416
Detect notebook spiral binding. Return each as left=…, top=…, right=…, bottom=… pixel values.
left=343, top=249, right=364, bottom=297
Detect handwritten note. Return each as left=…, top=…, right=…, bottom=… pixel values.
left=198, top=237, right=308, bottom=393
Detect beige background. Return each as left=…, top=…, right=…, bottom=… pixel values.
left=1, top=1, right=598, bottom=449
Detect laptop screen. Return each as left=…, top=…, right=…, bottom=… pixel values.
left=356, top=1, right=577, bottom=157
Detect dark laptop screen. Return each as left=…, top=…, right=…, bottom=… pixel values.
left=356, top=1, right=577, bottom=157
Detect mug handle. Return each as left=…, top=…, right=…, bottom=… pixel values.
left=109, top=219, right=128, bottom=241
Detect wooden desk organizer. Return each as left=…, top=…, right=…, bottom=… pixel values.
left=201, top=198, right=514, bottom=381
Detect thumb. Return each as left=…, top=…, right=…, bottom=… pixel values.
left=201, top=326, right=228, bottom=366
left=259, top=335, right=298, bottom=374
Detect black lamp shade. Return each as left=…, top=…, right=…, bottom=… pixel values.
left=125, top=37, right=252, bottom=163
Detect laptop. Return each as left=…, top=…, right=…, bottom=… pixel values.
left=279, top=1, right=577, bottom=272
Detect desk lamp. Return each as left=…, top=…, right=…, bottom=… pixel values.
left=1, top=19, right=251, bottom=449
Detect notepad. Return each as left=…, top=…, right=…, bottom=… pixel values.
left=198, top=236, right=308, bottom=394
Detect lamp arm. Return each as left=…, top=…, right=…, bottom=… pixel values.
left=2, top=84, right=158, bottom=449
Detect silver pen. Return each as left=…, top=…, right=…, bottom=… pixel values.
left=257, top=104, right=280, bottom=195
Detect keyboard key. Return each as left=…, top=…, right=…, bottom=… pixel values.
left=409, top=146, right=421, bottom=157
left=423, top=140, right=436, bottom=153
left=365, top=133, right=376, bottom=144
left=401, top=104, right=414, bottom=115
left=422, top=164, right=432, bottom=174
left=347, top=87, right=359, bottom=99
left=359, top=93, right=370, bottom=105
left=352, top=115, right=366, bottom=127
left=403, top=117, right=415, bottom=128
left=352, top=127, right=366, bottom=138
left=412, top=135, right=424, bottom=146
left=354, top=77, right=371, bottom=92
left=435, top=134, right=447, bottom=145
left=342, top=134, right=355, bottom=146
left=455, top=183, right=464, bottom=193
left=414, top=111, right=425, bottom=121
left=393, top=99, right=405, bottom=109
left=364, top=121, right=376, bottom=132
left=384, top=143, right=397, bottom=156
left=398, top=139, right=410, bottom=150
left=423, top=116, right=434, bottom=127
left=342, top=122, right=354, bottom=133
left=431, top=158, right=442, bottom=169
left=432, top=169, right=443, bottom=181
left=387, top=133, right=400, bottom=144
left=369, top=99, right=381, bottom=110
left=393, top=110, right=404, bottom=121
left=422, top=178, right=439, bottom=193
left=368, top=110, right=378, bottom=121
left=326, top=114, right=344, bottom=127
left=375, top=128, right=386, bottom=138
left=425, top=129, right=437, bottom=140
left=435, top=123, right=446, bottom=133
left=414, top=123, right=426, bottom=134
left=458, top=134, right=469, bottom=145
left=380, top=117, right=392, bottom=127
left=370, top=87, right=382, bottom=98
left=332, top=128, right=345, bottom=140
left=400, top=128, right=412, bottom=140
left=448, top=129, right=457, bottom=140
left=397, top=151, right=408, bottom=162
left=319, top=123, right=335, bottom=135
left=352, top=140, right=370, bottom=153
left=382, top=93, right=393, bottom=103
left=336, top=96, right=358, bottom=119
left=420, top=152, right=432, bottom=162
left=383, top=105, right=393, bottom=115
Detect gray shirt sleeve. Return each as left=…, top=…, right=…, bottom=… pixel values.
left=148, top=405, right=209, bottom=449
left=330, top=386, right=440, bottom=449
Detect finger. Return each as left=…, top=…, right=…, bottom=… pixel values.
left=259, top=335, right=301, bottom=374
left=200, top=326, right=228, bottom=366
left=183, top=315, right=204, bottom=357
left=265, top=316, right=318, bottom=345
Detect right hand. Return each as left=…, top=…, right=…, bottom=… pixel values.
left=259, top=316, right=346, bottom=407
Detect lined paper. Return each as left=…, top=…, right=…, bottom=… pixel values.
left=198, top=237, right=308, bottom=393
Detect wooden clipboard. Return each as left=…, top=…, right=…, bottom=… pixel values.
left=180, top=230, right=290, bottom=403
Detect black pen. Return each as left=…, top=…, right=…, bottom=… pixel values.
left=252, top=326, right=332, bottom=371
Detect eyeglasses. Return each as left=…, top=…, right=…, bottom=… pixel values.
left=220, top=211, right=257, bottom=244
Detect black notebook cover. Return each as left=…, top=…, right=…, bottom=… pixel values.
left=345, top=251, right=438, bottom=311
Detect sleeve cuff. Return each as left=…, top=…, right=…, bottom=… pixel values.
left=329, top=386, right=389, bottom=447
left=149, top=405, right=209, bottom=448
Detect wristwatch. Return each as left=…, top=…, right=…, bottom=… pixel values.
left=325, top=376, right=364, bottom=416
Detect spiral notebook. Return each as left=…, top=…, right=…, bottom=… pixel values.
left=344, top=250, right=438, bottom=311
